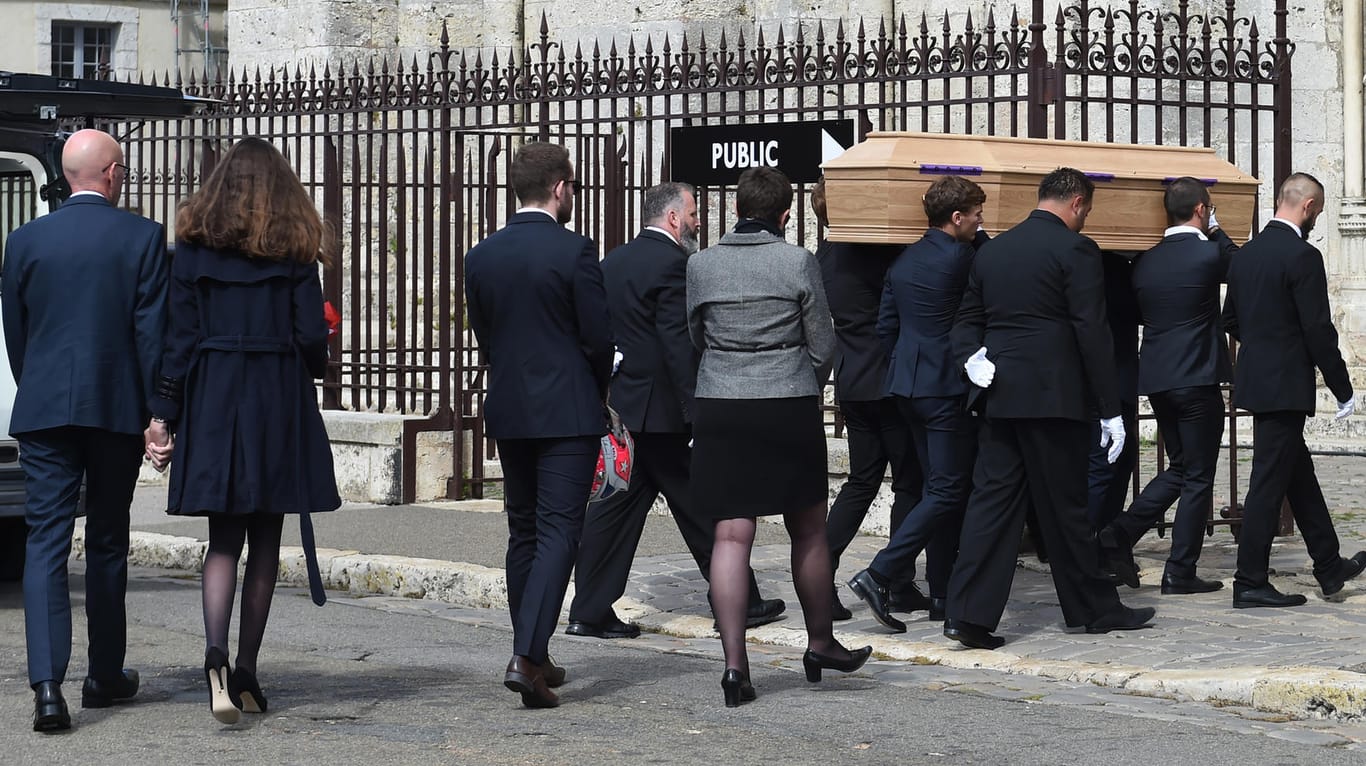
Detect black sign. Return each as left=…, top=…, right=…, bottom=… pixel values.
left=669, top=120, right=856, bottom=186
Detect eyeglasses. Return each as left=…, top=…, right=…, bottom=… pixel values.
left=564, top=178, right=582, bottom=195
left=102, top=161, right=130, bottom=175
left=1205, top=203, right=1217, bottom=214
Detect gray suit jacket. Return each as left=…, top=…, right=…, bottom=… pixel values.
left=686, top=230, right=835, bottom=399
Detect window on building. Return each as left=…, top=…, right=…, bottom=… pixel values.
left=51, top=23, right=116, bottom=79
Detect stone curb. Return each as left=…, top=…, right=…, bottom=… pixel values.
left=79, top=529, right=1366, bottom=722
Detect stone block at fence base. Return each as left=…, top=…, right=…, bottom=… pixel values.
left=323, top=411, right=407, bottom=505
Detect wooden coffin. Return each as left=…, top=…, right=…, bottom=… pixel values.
left=821, top=132, right=1260, bottom=250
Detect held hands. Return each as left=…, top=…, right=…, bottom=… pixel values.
left=1336, top=396, right=1356, bottom=422
left=1098, top=416, right=1126, bottom=464
left=964, top=346, right=996, bottom=388
left=143, top=419, right=174, bottom=472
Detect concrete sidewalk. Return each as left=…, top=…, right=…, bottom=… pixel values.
left=103, top=453, right=1366, bottom=723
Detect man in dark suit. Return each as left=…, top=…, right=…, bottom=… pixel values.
left=2, top=129, right=167, bottom=731
left=942, top=168, right=1155, bottom=649
left=464, top=142, right=614, bottom=707
left=1222, top=172, right=1365, bottom=608
left=1097, top=177, right=1239, bottom=594
left=846, top=175, right=986, bottom=632
left=809, top=179, right=925, bottom=623
left=1085, top=249, right=1140, bottom=536
left=566, top=182, right=783, bottom=639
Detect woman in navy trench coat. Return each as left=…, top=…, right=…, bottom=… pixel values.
left=144, top=137, right=340, bottom=725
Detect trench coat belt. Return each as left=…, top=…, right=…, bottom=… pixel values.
left=195, top=333, right=328, bottom=606
left=197, top=335, right=293, bottom=353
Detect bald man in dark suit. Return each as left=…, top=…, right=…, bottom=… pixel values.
left=1222, top=172, right=1365, bottom=608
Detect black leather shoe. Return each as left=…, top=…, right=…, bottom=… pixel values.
left=928, top=597, right=947, bottom=621
left=32, top=681, right=70, bottom=733
left=1085, top=605, right=1156, bottom=633
left=887, top=583, right=933, bottom=614
left=848, top=569, right=906, bottom=633
left=81, top=668, right=140, bottom=708
left=1318, top=551, right=1366, bottom=596
left=564, top=615, right=640, bottom=639
left=746, top=598, right=786, bottom=628
left=1233, top=583, right=1307, bottom=608
left=1160, top=573, right=1224, bottom=595
left=542, top=655, right=566, bottom=688
left=802, top=644, right=873, bottom=682
left=943, top=619, right=1004, bottom=650
left=720, top=668, right=756, bottom=707
left=1097, top=528, right=1140, bottom=589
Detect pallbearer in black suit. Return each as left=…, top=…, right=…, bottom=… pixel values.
left=566, top=182, right=783, bottom=639
left=1222, top=172, right=1366, bottom=609
left=2, top=129, right=167, bottom=731
left=1097, top=177, right=1238, bottom=595
left=464, top=142, right=614, bottom=707
left=943, top=168, right=1155, bottom=650
left=809, top=179, right=925, bottom=622
left=846, top=176, right=987, bottom=632
left=1085, top=249, right=1139, bottom=535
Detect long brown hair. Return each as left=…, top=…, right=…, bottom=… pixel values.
left=176, top=137, right=329, bottom=266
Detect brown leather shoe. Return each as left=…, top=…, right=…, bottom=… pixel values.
left=503, top=655, right=559, bottom=708
left=542, top=655, right=566, bottom=688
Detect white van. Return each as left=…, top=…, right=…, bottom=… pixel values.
left=0, top=72, right=207, bottom=579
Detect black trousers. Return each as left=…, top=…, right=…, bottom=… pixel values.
left=1110, top=386, right=1225, bottom=577
left=498, top=436, right=599, bottom=665
left=1234, top=412, right=1343, bottom=589
left=825, top=398, right=922, bottom=593
left=19, top=426, right=143, bottom=686
left=868, top=395, right=975, bottom=599
left=568, top=432, right=762, bottom=624
left=1086, top=399, right=1139, bottom=531
left=947, top=418, right=1121, bottom=631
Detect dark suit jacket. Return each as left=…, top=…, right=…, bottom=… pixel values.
left=1101, top=250, right=1139, bottom=406
left=464, top=210, right=614, bottom=439
left=2, top=194, right=167, bottom=436
left=1222, top=220, right=1352, bottom=414
left=601, top=228, right=695, bottom=434
left=876, top=228, right=974, bottom=399
left=1133, top=228, right=1237, bottom=395
left=816, top=238, right=902, bottom=403
left=951, top=209, right=1120, bottom=421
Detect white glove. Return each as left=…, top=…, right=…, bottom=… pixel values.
left=964, top=346, right=995, bottom=388
left=1336, top=396, right=1356, bottom=421
left=1207, top=208, right=1221, bottom=232
left=1098, top=416, right=1126, bottom=464
left=612, top=349, right=624, bottom=374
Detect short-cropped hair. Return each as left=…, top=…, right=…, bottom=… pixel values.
left=810, top=177, right=828, bottom=228
left=736, top=166, right=793, bottom=223
left=642, top=182, right=695, bottom=224
left=1163, top=176, right=1211, bottom=225
left=510, top=142, right=572, bottom=205
left=923, top=175, right=987, bottom=227
left=1038, top=167, right=1095, bottom=203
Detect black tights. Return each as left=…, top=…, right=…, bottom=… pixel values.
left=203, top=514, right=285, bottom=675
left=711, top=502, right=848, bottom=676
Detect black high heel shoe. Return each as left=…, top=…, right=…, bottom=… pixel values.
left=204, top=647, right=242, bottom=724
left=229, top=667, right=268, bottom=714
left=720, top=669, right=757, bottom=708
left=802, top=644, right=873, bottom=682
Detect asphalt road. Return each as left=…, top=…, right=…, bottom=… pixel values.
left=0, top=564, right=1361, bottom=764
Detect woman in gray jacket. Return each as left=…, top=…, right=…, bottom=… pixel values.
left=687, top=167, right=872, bottom=707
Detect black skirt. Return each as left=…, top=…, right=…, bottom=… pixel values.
left=691, top=396, right=828, bottom=519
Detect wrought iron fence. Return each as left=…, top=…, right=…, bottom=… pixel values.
left=57, top=0, right=1293, bottom=509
